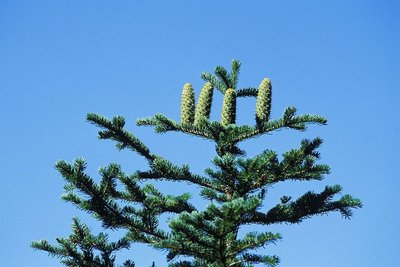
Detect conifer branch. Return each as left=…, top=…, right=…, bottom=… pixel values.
left=229, top=232, right=281, bottom=257
left=236, top=138, right=330, bottom=194
left=56, top=159, right=174, bottom=241
left=230, top=59, right=241, bottom=89
left=244, top=185, right=362, bottom=225
left=215, top=65, right=232, bottom=89
left=232, top=107, right=327, bottom=142
left=87, top=113, right=155, bottom=162
left=158, top=211, right=224, bottom=263
left=200, top=72, right=227, bottom=94
left=137, top=156, right=223, bottom=192
left=236, top=87, right=258, bottom=98
left=137, top=114, right=215, bottom=140
left=87, top=114, right=220, bottom=191
left=31, top=218, right=133, bottom=267
left=237, top=253, right=280, bottom=266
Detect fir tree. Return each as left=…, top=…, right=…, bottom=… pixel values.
left=32, top=60, right=362, bottom=266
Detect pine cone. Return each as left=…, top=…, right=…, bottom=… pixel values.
left=180, top=83, right=195, bottom=125
left=256, top=78, right=272, bottom=124
left=194, top=82, right=213, bottom=125
left=221, top=88, right=236, bottom=126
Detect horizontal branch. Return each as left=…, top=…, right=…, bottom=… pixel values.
left=87, top=113, right=155, bottom=162
left=232, top=106, right=327, bottom=142
left=137, top=114, right=218, bottom=140
left=137, top=156, right=224, bottom=192
left=236, top=87, right=258, bottom=98
left=242, top=185, right=362, bottom=225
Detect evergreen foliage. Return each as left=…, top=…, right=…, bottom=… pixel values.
left=32, top=218, right=136, bottom=267
left=32, top=60, right=361, bottom=266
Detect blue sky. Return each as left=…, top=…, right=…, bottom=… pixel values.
left=0, top=1, right=399, bottom=266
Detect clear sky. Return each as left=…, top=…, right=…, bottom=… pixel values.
left=1, top=1, right=399, bottom=266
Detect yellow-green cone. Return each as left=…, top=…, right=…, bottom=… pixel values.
left=256, top=78, right=272, bottom=124
left=221, top=88, right=236, bottom=126
left=180, top=83, right=195, bottom=125
left=194, top=82, right=213, bottom=125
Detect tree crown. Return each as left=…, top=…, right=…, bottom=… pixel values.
left=32, top=60, right=361, bottom=267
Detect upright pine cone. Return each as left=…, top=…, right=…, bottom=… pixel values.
left=221, top=88, right=236, bottom=126
left=256, top=78, right=272, bottom=124
left=180, top=83, right=195, bottom=125
left=194, top=82, right=213, bottom=125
